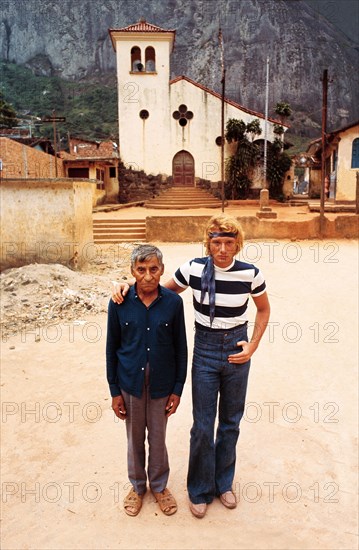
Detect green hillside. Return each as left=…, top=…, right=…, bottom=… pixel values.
left=0, top=61, right=118, bottom=142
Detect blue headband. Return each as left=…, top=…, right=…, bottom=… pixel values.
left=209, top=231, right=237, bottom=238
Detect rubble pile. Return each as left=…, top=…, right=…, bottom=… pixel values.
left=0, top=260, right=131, bottom=339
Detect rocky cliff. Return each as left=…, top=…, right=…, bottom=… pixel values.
left=1, top=0, right=358, bottom=133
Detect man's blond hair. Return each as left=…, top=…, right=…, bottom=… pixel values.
left=204, top=214, right=244, bottom=256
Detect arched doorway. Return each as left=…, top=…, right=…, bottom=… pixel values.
left=172, top=150, right=194, bottom=186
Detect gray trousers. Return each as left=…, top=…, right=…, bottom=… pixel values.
left=122, top=367, right=169, bottom=495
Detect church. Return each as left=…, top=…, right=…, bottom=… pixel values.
left=109, top=19, right=284, bottom=189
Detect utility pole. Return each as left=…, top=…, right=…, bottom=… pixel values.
left=320, top=69, right=328, bottom=235
left=263, top=57, right=269, bottom=187
left=42, top=110, right=66, bottom=178
left=219, top=27, right=225, bottom=212
left=52, top=110, right=58, bottom=177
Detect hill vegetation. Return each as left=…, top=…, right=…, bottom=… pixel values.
left=0, top=61, right=118, bottom=143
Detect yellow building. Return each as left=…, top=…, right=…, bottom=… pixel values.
left=307, top=120, right=359, bottom=201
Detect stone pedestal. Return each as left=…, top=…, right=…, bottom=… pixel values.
left=256, top=188, right=277, bottom=219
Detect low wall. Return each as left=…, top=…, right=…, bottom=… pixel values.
left=146, top=214, right=359, bottom=242
left=0, top=179, right=94, bottom=270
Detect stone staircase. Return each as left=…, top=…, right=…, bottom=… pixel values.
left=93, top=219, right=146, bottom=243
left=289, top=196, right=309, bottom=207
left=145, top=186, right=224, bottom=209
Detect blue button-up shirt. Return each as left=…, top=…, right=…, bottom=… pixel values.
left=106, top=285, right=187, bottom=398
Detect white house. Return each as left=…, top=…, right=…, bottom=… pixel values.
left=109, top=19, right=285, bottom=187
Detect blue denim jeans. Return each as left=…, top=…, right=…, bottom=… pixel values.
left=187, top=323, right=250, bottom=504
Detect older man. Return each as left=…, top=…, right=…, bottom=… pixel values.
left=106, top=244, right=187, bottom=516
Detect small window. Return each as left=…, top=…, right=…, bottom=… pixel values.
left=351, top=138, right=359, bottom=168
left=145, top=47, right=156, bottom=71
left=139, top=110, right=149, bottom=119
left=96, top=169, right=104, bottom=182
left=109, top=167, right=116, bottom=178
left=131, top=46, right=142, bottom=71
left=68, top=167, right=89, bottom=178
left=215, top=136, right=224, bottom=146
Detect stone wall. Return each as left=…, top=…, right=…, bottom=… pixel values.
left=146, top=214, right=359, bottom=241
left=118, top=165, right=172, bottom=202
left=0, top=179, right=93, bottom=270
left=118, top=164, right=224, bottom=203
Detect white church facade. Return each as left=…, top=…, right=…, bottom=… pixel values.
left=109, top=19, right=284, bottom=188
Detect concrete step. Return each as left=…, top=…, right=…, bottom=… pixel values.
left=147, top=203, right=221, bottom=209
left=145, top=187, right=223, bottom=209
left=308, top=203, right=356, bottom=213
left=93, top=237, right=146, bottom=243
left=289, top=200, right=309, bottom=207
left=93, top=219, right=146, bottom=243
left=93, top=228, right=145, bottom=234
left=93, top=219, right=144, bottom=225
left=146, top=200, right=221, bottom=206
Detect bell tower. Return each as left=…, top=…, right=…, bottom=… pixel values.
left=109, top=19, right=176, bottom=175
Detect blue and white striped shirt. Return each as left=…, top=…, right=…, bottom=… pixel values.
left=174, top=257, right=266, bottom=329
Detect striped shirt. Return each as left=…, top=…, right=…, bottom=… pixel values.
left=174, top=257, right=266, bottom=329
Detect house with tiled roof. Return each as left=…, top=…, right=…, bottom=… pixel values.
left=61, top=137, right=120, bottom=202
left=306, top=120, right=359, bottom=201
left=109, top=19, right=287, bottom=193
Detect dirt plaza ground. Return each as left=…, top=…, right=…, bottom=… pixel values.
left=1, top=237, right=358, bottom=550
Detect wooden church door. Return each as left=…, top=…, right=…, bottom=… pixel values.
left=172, top=151, right=194, bottom=186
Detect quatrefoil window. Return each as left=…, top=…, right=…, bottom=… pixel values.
left=172, top=104, right=194, bottom=127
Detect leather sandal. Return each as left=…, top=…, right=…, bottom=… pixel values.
left=152, top=488, right=177, bottom=516
left=123, top=487, right=143, bottom=516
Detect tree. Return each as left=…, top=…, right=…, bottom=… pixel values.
left=0, top=91, right=18, bottom=128
left=274, top=101, right=292, bottom=125
left=267, top=139, right=292, bottom=199
left=246, top=119, right=262, bottom=141
left=225, top=118, right=247, bottom=143
left=225, top=118, right=259, bottom=199
left=225, top=116, right=292, bottom=201
left=273, top=123, right=284, bottom=136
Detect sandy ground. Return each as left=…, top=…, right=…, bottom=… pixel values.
left=1, top=239, right=358, bottom=550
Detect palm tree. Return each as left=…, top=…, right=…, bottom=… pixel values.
left=274, top=101, right=292, bottom=125
left=225, top=118, right=259, bottom=199
left=246, top=119, right=262, bottom=142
